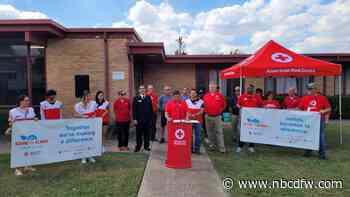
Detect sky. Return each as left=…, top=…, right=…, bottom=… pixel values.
left=0, top=0, right=349, bottom=54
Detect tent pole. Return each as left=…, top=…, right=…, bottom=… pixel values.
left=339, top=75, right=343, bottom=145
left=240, top=66, right=243, bottom=96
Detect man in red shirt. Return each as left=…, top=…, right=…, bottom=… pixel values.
left=298, top=83, right=331, bottom=160
left=236, top=85, right=262, bottom=153
left=147, top=84, right=158, bottom=142
left=203, top=82, right=227, bottom=153
left=113, top=89, right=131, bottom=151
left=165, top=90, right=189, bottom=121
left=283, top=87, right=300, bottom=109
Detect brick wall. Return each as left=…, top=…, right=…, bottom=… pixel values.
left=46, top=38, right=130, bottom=117
left=142, top=64, right=196, bottom=94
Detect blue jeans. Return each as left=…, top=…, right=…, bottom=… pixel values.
left=192, top=123, right=202, bottom=151
left=306, top=117, right=326, bottom=157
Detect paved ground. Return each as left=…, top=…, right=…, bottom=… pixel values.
left=137, top=142, right=227, bottom=197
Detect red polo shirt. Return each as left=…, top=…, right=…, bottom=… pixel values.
left=113, top=98, right=131, bottom=122
left=283, top=95, right=301, bottom=109
left=262, top=100, right=281, bottom=109
left=147, top=92, right=158, bottom=112
left=165, top=99, right=188, bottom=120
left=238, top=93, right=262, bottom=108
left=298, top=94, right=331, bottom=114
left=203, top=92, right=227, bottom=116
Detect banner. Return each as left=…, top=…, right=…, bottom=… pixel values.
left=11, top=118, right=102, bottom=168
left=240, top=108, right=320, bottom=150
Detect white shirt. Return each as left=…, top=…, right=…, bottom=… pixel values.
left=40, top=100, right=63, bottom=120
left=74, top=101, right=97, bottom=117
left=96, top=100, right=109, bottom=110
left=185, top=98, right=204, bottom=110
left=8, top=107, right=36, bottom=122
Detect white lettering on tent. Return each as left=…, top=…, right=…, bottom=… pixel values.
left=266, top=68, right=316, bottom=73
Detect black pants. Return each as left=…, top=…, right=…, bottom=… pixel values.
left=238, top=141, right=255, bottom=148
left=150, top=113, right=157, bottom=141
left=136, top=122, right=150, bottom=150
left=116, top=121, right=130, bottom=147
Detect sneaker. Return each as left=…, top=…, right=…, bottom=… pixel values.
left=134, top=148, right=140, bottom=153
left=236, top=147, right=242, bottom=153
left=248, top=147, right=255, bottom=153
left=24, top=166, right=36, bottom=172
left=81, top=158, right=87, bottom=164
left=88, top=157, right=96, bottom=163
left=319, top=154, right=327, bottom=160
left=159, top=138, right=165, bottom=144
left=15, top=169, right=23, bottom=176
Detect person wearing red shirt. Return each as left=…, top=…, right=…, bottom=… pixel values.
left=147, top=84, right=158, bottom=142
left=262, top=91, right=281, bottom=109
left=165, top=90, right=189, bottom=121
left=236, top=85, right=262, bottom=153
left=95, top=90, right=110, bottom=152
left=298, top=83, right=331, bottom=160
left=40, top=89, right=63, bottom=120
left=113, top=89, right=131, bottom=151
left=283, top=88, right=300, bottom=109
left=203, top=82, right=227, bottom=153
left=186, top=89, right=204, bottom=154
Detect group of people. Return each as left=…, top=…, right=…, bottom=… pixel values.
left=230, top=82, right=331, bottom=160
left=6, top=80, right=331, bottom=176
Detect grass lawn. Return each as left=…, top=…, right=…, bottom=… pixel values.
left=207, top=122, right=350, bottom=197
left=0, top=152, right=148, bottom=197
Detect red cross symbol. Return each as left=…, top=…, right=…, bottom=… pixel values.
left=275, top=54, right=289, bottom=61
left=175, top=129, right=185, bottom=140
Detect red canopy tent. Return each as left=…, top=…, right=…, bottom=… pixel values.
left=220, top=40, right=341, bottom=79
left=220, top=40, right=343, bottom=144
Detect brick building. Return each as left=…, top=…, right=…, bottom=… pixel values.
left=0, top=19, right=350, bottom=128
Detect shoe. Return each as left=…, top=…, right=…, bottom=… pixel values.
left=303, top=151, right=312, bottom=158
left=208, top=145, right=216, bottom=151
left=193, top=150, right=201, bottom=155
left=88, top=157, right=96, bottom=163
left=144, top=148, right=151, bottom=151
left=24, top=166, right=36, bottom=172
left=204, top=138, right=210, bottom=144
left=236, top=147, right=242, bottom=153
left=159, top=138, right=165, bottom=144
left=15, top=169, right=23, bottom=176
left=81, top=158, right=87, bottom=164
left=319, top=155, right=327, bottom=160
left=248, top=147, right=255, bottom=153
left=134, top=148, right=140, bottom=153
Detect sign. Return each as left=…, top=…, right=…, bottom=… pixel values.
left=112, top=71, right=125, bottom=80
left=11, top=118, right=102, bottom=168
left=240, top=108, right=320, bottom=150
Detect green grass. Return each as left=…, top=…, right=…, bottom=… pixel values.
left=0, top=152, right=148, bottom=197
left=207, top=122, right=350, bottom=197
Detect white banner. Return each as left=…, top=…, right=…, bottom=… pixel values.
left=11, top=118, right=102, bottom=168
left=240, top=108, right=320, bottom=150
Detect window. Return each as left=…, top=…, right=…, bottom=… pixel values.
left=264, top=76, right=314, bottom=95
left=75, top=75, right=90, bottom=98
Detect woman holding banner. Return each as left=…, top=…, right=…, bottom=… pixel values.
left=95, top=91, right=109, bottom=153
left=8, top=95, right=37, bottom=176
left=262, top=91, right=281, bottom=109
left=74, top=90, right=97, bottom=164
left=40, top=89, right=63, bottom=120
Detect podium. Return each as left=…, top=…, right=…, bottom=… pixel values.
left=165, top=120, right=199, bottom=169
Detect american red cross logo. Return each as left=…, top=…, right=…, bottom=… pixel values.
left=175, top=129, right=185, bottom=140
left=271, top=52, right=293, bottom=63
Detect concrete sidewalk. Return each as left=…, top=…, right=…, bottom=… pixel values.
left=137, top=143, right=227, bottom=197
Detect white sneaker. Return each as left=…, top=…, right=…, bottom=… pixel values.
left=248, top=147, right=255, bottom=153
left=15, top=169, right=23, bottom=176
left=236, top=147, right=242, bottom=153
left=88, top=157, right=96, bottom=163
left=24, top=166, right=36, bottom=172
left=81, top=158, right=87, bottom=164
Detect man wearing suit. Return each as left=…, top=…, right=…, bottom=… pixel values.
left=133, top=85, right=154, bottom=152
